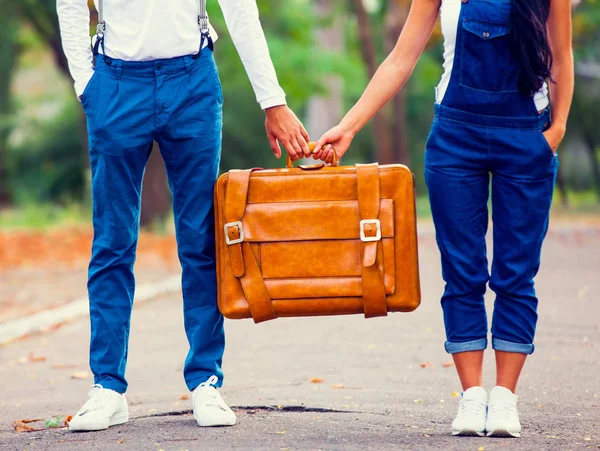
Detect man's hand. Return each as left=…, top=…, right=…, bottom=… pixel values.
left=265, top=105, right=310, bottom=161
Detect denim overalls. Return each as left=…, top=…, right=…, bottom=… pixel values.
left=425, top=0, right=558, bottom=355
left=82, top=25, right=224, bottom=393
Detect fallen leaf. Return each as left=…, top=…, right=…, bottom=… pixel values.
left=71, top=371, right=90, bottom=380
left=451, top=392, right=460, bottom=397
left=28, top=352, right=46, bottom=363
left=413, top=399, right=423, bottom=403
left=45, top=417, right=62, bottom=428
left=12, top=419, right=45, bottom=433
left=117, top=439, right=125, bottom=444
left=65, top=416, right=72, bottom=426
left=179, top=395, right=189, bottom=400
left=442, top=361, right=454, bottom=368
left=310, top=378, right=324, bottom=384
left=12, top=417, right=70, bottom=433
left=332, top=384, right=345, bottom=389
left=584, top=437, right=592, bottom=441
left=423, top=434, right=430, bottom=437
left=420, top=362, right=434, bottom=369
left=275, top=430, right=287, bottom=435
left=478, top=447, right=485, bottom=451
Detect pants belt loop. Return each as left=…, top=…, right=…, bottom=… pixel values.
left=114, top=61, right=123, bottom=80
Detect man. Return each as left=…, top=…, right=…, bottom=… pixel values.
left=57, top=0, right=310, bottom=431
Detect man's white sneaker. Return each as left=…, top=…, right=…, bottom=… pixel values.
left=192, top=375, right=236, bottom=427
left=69, top=385, right=129, bottom=431
left=451, top=386, right=487, bottom=437
left=486, top=386, right=521, bottom=438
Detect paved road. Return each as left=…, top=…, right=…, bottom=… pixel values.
left=0, top=225, right=598, bottom=450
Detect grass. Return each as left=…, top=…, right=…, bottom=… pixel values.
left=0, top=204, right=90, bottom=230
left=1, top=192, right=598, bottom=231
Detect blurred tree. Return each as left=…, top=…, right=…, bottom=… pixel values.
left=351, top=0, right=393, bottom=164
left=306, top=0, right=344, bottom=142
left=0, top=0, right=19, bottom=208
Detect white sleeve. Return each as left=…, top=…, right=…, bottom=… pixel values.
left=217, top=0, right=287, bottom=110
left=57, top=0, right=95, bottom=99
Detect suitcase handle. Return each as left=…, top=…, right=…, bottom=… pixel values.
left=286, top=142, right=339, bottom=169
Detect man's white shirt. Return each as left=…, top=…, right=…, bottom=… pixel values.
left=57, top=0, right=287, bottom=109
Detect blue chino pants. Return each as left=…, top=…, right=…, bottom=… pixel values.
left=82, top=49, right=224, bottom=393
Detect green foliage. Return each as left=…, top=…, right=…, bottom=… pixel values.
left=7, top=100, right=86, bottom=204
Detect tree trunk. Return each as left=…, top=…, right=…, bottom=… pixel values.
left=306, top=0, right=344, bottom=148
left=385, top=0, right=411, bottom=166
left=140, top=143, right=171, bottom=228
left=351, top=0, right=393, bottom=163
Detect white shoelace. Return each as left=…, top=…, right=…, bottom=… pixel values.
left=195, top=375, right=227, bottom=411
left=488, top=401, right=517, bottom=417
left=458, top=398, right=487, bottom=418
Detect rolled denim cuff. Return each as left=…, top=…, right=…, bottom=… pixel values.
left=492, top=337, right=535, bottom=355
left=444, top=338, right=488, bottom=354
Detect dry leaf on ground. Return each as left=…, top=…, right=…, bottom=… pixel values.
left=310, top=378, right=324, bottom=384
left=13, top=416, right=71, bottom=433
left=71, top=371, right=90, bottom=380
left=420, top=362, right=434, bottom=369
left=28, top=352, right=46, bottom=363
left=332, top=384, right=345, bottom=389
left=179, top=395, right=189, bottom=400
left=442, top=361, right=454, bottom=368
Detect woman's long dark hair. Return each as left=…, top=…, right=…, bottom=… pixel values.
left=511, top=0, right=553, bottom=95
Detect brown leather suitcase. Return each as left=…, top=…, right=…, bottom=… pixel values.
left=214, top=146, right=421, bottom=323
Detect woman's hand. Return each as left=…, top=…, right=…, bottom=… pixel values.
left=312, top=125, right=355, bottom=164
left=543, top=124, right=566, bottom=154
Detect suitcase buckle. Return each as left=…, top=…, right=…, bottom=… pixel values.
left=224, top=221, right=244, bottom=245
left=360, top=219, right=381, bottom=242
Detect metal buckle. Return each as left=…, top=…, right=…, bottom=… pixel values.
left=96, top=21, right=106, bottom=37
left=360, top=219, right=381, bottom=242
left=224, top=221, right=244, bottom=245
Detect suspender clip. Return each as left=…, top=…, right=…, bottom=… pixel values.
left=96, top=21, right=106, bottom=38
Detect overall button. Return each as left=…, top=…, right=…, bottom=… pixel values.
left=482, top=31, right=490, bottom=39
left=156, top=63, right=163, bottom=71
left=461, top=0, right=468, bottom=3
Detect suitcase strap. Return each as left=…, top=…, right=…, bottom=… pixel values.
left=224, top=169, right=278, bottom=323
left=356, top=164, right=388, bottom=318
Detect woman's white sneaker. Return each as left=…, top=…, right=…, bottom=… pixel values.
left=486, top=386, right=521, bottom=438
left=69, top=385, right=129, bottom=431
left=451, top=386, right=487, bottom=437
left=192, top=375, right=237, bottom=427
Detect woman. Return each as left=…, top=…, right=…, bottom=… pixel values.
left=313, top=0, right=573, bottom=438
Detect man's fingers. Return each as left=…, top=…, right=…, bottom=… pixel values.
left=300, top=126, right=310, bottom=148
left=282, top=140, right=299, bottom=161
left=297, top=133, right=311, bottom=158
left=289, top=138, right=304, bottom=161
left=268, top=133, right=281, bottom=159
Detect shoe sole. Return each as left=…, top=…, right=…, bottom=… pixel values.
left=196, top=418, right=237, bottom=427
left=69, top=412, right=129, bottom=432
left=486, top=429, right=521, bottom=438
left=452, top=429, right=485, bottom=437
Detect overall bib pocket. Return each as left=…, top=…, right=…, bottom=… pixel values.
left=460, top=19, right=515, bottom=93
